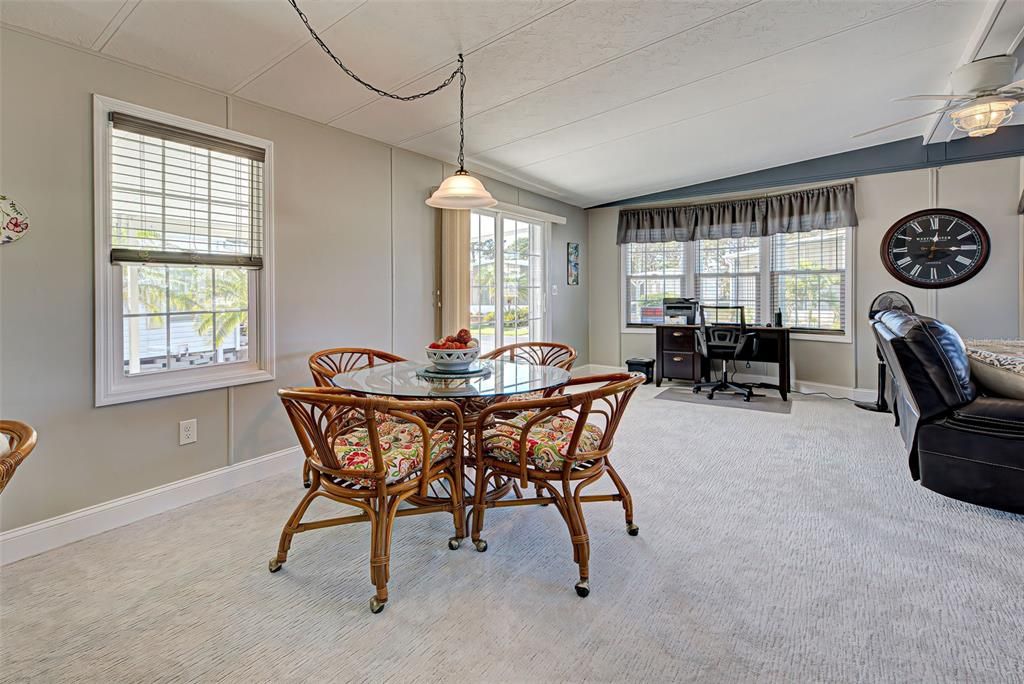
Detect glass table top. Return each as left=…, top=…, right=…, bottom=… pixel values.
left=329, top=360, right=571, bottom=399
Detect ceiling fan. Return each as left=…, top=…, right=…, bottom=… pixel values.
left=854, top=55, right=1024, bottom=139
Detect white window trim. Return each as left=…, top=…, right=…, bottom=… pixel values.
left=471, top=208, right=553, bottom=348
left=620, top=227, right=855, bottom=344
left=93, top=94, right=276, bottom=406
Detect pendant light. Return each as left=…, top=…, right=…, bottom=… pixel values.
left=426, top=57, right=496, bottom=209
left=287, top=0, right=495, bottom=210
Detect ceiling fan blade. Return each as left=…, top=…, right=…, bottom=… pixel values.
left=997, top=79, right=1024, bottom=93
left=852, top=105, right=959, bottom=139
left=894, top=94, right=974, bottom=101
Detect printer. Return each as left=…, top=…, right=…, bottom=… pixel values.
left=663, top=297, right=699, bottom=325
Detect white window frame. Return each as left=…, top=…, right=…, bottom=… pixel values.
left=621, top=227, right=854, bottom=344
left=93, top=95, right=275, bottom=406
left=470, top=206, right=553, bottom=350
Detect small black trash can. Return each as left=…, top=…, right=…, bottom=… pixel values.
left=626, top=357, right=654, bottom=384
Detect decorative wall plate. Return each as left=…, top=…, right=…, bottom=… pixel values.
left=0, top=195, right=30, bottom=245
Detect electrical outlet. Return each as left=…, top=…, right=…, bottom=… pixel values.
left=179, top=419, right=197, bottom=446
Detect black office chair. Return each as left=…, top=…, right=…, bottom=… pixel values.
left=692, top=305, right=760, bottom=401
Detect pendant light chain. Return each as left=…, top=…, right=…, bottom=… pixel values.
left=289, top=0, right=491, bottom=207
left=457, top=62, right=466, bottom=171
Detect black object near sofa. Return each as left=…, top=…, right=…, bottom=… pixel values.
left=871, top=310, right=1024, bottom=514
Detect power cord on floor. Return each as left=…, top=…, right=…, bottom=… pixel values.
left=791, top=389, right=858, bottom=403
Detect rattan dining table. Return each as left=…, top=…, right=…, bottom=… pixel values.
left=329, top=358, right=572, bottom=506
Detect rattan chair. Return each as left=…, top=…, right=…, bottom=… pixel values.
left=308, top=347, right=406, bottom=387
left=471, top=372, right=644, bottom=597
left=302, top=348, right=406, bottom=487
left=0, top=420, right=37, bottom=494
left=481, top=341, right=577, bottom=371
left=274, top=387, right=465, bottom=614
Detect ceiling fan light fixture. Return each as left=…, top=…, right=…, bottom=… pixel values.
left=949, top=96, right=1017, bottom=137
left=426, top=170, right=497, bottom=209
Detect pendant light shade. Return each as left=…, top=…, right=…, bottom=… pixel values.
left=426, top=170, right=497, bottom=209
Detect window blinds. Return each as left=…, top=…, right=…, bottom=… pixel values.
left=770, top=228, right=846, bottom=332
left=108, top=112, right=264, bottom=269
left=695, top=237, right=761, bottom=323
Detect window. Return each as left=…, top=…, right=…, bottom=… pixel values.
left=469, top=209, right=548, bottom=353
left=622, top=229, right=851, bottom=338
left=624, top=242, right=686, bottom=325
left=695, top=237, right=761, bottom=323
left=771, top=228, right=847, bottom=333
left=94, top=95, right=274, bottom=406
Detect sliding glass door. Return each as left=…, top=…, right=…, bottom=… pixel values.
left=469, top=210, right=547, bottom=353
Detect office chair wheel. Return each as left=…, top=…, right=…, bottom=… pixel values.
left=575, top=579, right=590, bottom=597
left=692, top=387, right=700, bottom=394
left=369, top=597, right=386, bottom=614
left=707, top=392, right=715, bottom=400
left=473, top=539, right=488, bottom=552
left=743, top=395, right=751, bottom=402
left=448, top=537, right=461, bottom=550
left=268, top=558, right=283, bottom=573
left=627, top=523, right=639, bottom=536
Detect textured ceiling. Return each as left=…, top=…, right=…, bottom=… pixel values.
left=2, top=0, right=1021, bottom=207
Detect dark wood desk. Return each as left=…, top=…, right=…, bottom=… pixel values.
left=654, top=324, right=791, bottom=400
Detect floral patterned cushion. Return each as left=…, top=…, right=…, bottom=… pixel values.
left=483, top=411, right=603, bottom=472
left=325, top=420, right=455, bottom=486
left=501, top=390, right=545, bottom=403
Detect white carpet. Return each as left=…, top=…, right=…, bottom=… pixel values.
left=2, top=386, right=1023, bottom=683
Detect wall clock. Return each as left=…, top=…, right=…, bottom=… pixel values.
left=881, top=209, right=990, bottom=288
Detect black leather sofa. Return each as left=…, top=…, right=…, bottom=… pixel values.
left=871, top=310, right=1024, bottom=514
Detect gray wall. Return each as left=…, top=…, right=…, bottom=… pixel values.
left=588, top=157, right=1024, bottom=390
left=0, top=30, right=586, bottom=531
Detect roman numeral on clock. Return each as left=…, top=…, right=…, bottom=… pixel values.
left=909, top=264, right=922, bottom=278
left=955, top=255, right=972, bottom=266
left=896, top=256, right=912, bottom=267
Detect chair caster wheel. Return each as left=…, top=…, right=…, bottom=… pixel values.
left=369, top=597, right=386, bottom=614
left=743, top=396, right=751, bottom=402
left=473, top=540, right=488, bottom=552
left=448, top=537, right=461, bottom=550
left=627, top=523, right=639, bottom=536
left=268, top=559, right=283, bottom=573
left=692, top=387, right=700, bottom=394
left=575, top=580, right=590, bottom=597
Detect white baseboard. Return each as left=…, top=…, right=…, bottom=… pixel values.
left=0, top=446, right=302, bottom=566
left=653, top=369, right=876, bottom=402
left=572, top=363, right=626, bottom=376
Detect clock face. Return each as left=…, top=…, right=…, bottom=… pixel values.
left=881, top=209, right=990, bottom=288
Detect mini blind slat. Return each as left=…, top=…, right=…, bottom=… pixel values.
left=110, top=116, right=264, bottom=269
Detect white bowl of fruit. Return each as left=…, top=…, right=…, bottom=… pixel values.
left=426, top=329, right=480, bottom=371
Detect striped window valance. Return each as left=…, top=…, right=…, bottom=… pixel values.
left=616, top=182, right=858, bottom=245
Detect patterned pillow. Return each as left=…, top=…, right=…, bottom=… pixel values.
left=324, top=421, right=456, bottom=486
left=966, top=339, right=1024, bottom=400
left=483, top=411, right=604, bottom=472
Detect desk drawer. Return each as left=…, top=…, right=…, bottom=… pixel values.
left=662, top=328, right=695, bottom=352
left=661, top=351, right=700, bottom=381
